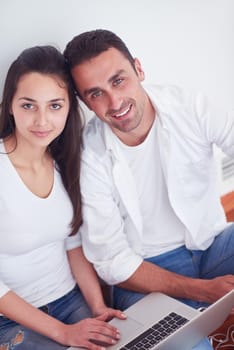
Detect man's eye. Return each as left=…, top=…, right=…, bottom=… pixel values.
left=113, top=78, right=123, bottom=86
left=91, top=90, right=102, bottom=98
left=23, top=103, right=34, bottom=110
left=51, top=104, right=61, bottom=110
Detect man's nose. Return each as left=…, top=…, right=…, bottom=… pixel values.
left=107, top=92, right=123, bottom=112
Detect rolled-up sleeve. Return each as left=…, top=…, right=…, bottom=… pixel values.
left=65, top=232, right=82, bottom=251
left=0, top=280, right=10, bottom=298
left=80, top=150, right=143, bottom=285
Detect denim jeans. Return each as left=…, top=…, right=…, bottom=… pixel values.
left=0, top=285, right=92, bottom=350
left=113, top=223, right=234, bottom=350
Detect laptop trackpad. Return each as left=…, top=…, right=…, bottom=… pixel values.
left=109, top=316, right=144, bottom=338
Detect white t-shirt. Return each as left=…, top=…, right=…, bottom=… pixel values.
left=0, top=141, right=81, bottom=307
left=115, top=118, right=185, bottom=257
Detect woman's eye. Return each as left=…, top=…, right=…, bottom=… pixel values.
left=51, top=104, right=61, bottom=110
left=23, top=103, right=34, bottom=110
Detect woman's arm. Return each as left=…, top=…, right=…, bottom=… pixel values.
left=0, top=288, right=121, bottom=349
left=0, top=291, right=64, bottom=340
left=67, top=246, right=126, bottom=319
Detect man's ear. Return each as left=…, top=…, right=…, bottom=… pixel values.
left=134, top=58, right=145, bottom=81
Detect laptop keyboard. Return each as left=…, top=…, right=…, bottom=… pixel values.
left=119, top=312, right=189, bottom=350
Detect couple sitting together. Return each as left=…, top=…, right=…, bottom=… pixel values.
left=0, top=29, right=233, bottom=350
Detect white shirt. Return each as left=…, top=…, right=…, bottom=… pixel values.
left=80, top=85, right=234, bottom=285
left=115, top=119, right=185, bottom=256
left=0, top=141, right=81, bottom=307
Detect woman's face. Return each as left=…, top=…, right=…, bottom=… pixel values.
left=10, top=72, right=70, bottom=149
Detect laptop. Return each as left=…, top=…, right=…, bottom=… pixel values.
left=68, top=289, right=234, bottom=350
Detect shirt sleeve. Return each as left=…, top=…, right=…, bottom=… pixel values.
left=195, top=93, right=234, bottom=158
left=0, top=280, right=10, bottom=298
left=65, top=232, right=82, bottom=251
left=80, top=149, right=143, bottom=285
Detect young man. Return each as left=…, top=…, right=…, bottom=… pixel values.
left=64, top=29, right=234, bottom=349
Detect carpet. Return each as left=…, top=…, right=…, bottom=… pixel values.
left=209, top=314, right=234, bottom=349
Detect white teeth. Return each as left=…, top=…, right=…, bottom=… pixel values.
left=115, top=106, right=130, bottom=118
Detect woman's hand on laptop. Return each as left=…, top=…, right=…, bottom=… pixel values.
left=55, top=317, right=122, bottom=350
left=93, top=305, right=127, bottom=322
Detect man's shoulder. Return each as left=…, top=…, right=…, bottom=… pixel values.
left=82, top=117, right=107, bottom=158
left=145, top=84, right=207, bottom=122
left=145, top=84, right=196, bottom=107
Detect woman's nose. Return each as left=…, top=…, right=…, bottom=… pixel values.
left=34, top=108, right=49, bottom=126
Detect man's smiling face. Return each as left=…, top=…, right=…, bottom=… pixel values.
left=71, top=48, right=147, bottom=136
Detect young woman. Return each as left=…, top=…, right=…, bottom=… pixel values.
left=0, top=45, right=125, bottom=350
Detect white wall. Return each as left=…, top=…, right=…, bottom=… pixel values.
left=1, top=0, right=234, bottom=192
left=1, top=0, right=233, bottom=110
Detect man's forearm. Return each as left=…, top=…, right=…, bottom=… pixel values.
left=117, top=261, right=211, bottom=302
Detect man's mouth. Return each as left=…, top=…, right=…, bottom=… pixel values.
left=113, top=104, right=132, bottom=119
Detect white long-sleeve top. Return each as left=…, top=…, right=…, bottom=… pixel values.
left=0, top=141, right=81, bottom=307
left=80, top=85, right=234, bottom=285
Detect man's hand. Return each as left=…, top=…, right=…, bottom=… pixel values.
left=199, top=275, right=234, bottom=304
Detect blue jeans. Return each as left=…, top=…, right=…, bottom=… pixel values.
left=114, top=224, right=234, bottom=350
left=0, top=285, right=92, bottom=350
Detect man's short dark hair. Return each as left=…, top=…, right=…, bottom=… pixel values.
left=64, top=29, right=136, bottom=70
